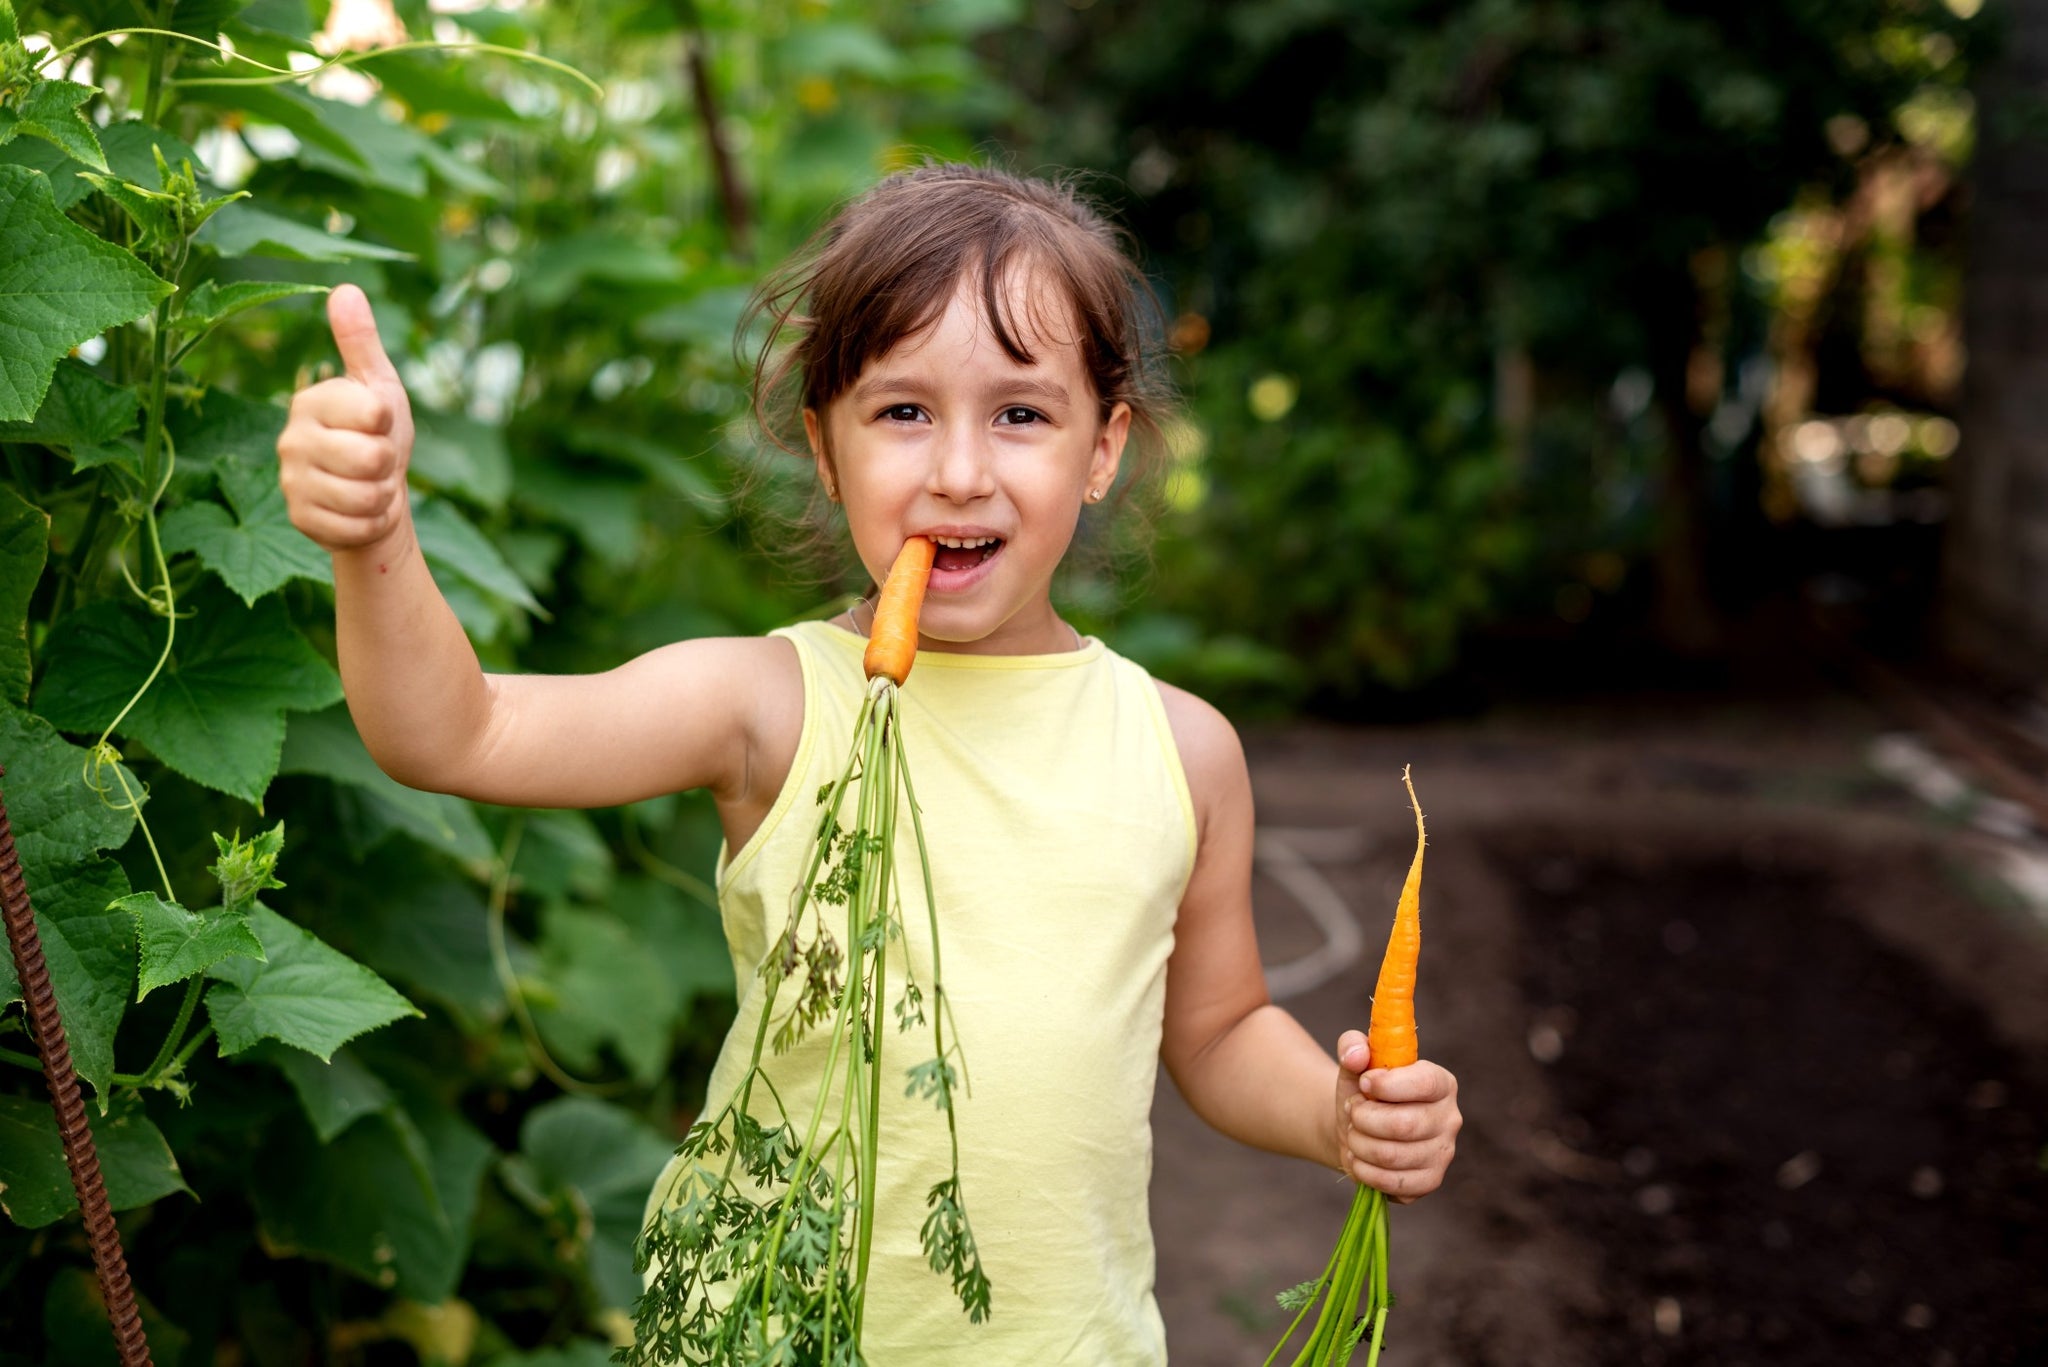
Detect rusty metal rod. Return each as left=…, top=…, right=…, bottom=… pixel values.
left=0, top=770, right=153, bottom=1367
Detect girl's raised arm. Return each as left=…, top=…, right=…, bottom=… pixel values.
left=277, top=285, right=785, bottom=810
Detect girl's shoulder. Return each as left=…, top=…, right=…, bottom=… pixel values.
left=1148, top=678, right=1249, bottom=847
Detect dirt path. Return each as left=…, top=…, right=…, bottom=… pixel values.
left=1148, top=692, right=2048, bottom=1366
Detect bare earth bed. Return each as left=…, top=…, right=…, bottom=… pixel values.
left=1149, top=691, right=2048, bottom=1366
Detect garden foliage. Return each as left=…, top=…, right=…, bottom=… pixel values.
left=0, top=0, right=1017, bottom=1360
left=1008, top=0, right=1987, bottom=698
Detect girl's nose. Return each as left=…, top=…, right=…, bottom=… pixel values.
left=927, top=428, right=996, bottom=503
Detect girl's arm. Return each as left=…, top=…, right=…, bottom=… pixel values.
left=280, top=285, right=790, bottom=811
left=1155, top=683, right=1461, bottom=1200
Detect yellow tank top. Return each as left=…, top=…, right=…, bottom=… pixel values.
left=644, top=618, right=1198, bottom=1364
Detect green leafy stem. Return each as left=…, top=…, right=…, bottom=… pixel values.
left=624, top=677, right=988, bottom=1366
left=1264, top=1185, right=1392, bottom=1367
left=33, top=28, right=605, bottom=102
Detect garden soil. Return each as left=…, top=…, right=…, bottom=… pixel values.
left=1149, top=690, right=2048, bottom=1367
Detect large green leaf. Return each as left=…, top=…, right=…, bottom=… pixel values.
left=483, top=1345, right=616, bottom=1367
left=612, top=875, right=733, bottom=1008
left=99, top=121, right=208, bottom=189
left=0, top=1094, right=191, bottom=1229
left=519, top=232, right=685, bottom=309
left=527, top=899, right=678, bottom=1086
left=508, top=457, right=643, bottom=569
left=118, top=891, right=265, bottom=1000
left=159, top=460, right=334, bottom=605
left=197, top=202, right=413, bottom=263
left=168, top=279, right=328, bottom=336
left=293, top=93, right=499, bottom=197
left=342, top=864, right=514, bottom=1033
left=0, top=134, right=91, bottom=209
left=250, top=1096, right=492, bottom=1301
left=165, top=385, right=286, bottom=476
left=278, top=706, right=492, bottom=864
left=204, top=904, right=420, bottom=1060
left=0, top=703, right=139, bottom=877
left=178, top=84, right=374, bottom=180
left=0, top=484, right=48, bottom=704
left=364, top=49, right=529, bottom=124
left=36, top=586, right=343, bottom=803
left=0, top=119, right=211, bottom=214
left=42, top=1265, right=191, bottom=1367
left=260, top=1042, right=393, bottom=1143
left=410, top=407, right=512, bottom=512
left=509, top=810, right=611, bottom=901
left=0, top=707, right=142, bottom=1093
left=0, top=80, right=109, bottom=174
left=517, top=1096, right=677, bottom=1310
left=413, top=497, right=544, bottom=616
left=775, top=22, right=905, bottom=79
left=0, top=360, right=140, bottom=469
left=233, top=0, right=318, bottom=42
left=171, top=0, right=251, bottom=39
left=0, top=856, right=133, bottom=1094
left=0, top=164, right=174, bottom=422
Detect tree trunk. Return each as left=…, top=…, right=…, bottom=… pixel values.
left=1648, top=278, right=1724, bottom=658
left=1941, top=0, right=2048, bottom=687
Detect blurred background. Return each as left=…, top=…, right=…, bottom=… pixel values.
left=2, top=0, right=2044, bottom=1362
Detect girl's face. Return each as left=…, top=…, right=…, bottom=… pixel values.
left=805, top=264, right=1130, bottom=656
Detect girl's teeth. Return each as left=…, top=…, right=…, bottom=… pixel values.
left=933, top=535, right=996, bottom=549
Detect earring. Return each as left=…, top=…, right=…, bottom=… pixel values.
left=1087, top=487, right=1103, bottom=502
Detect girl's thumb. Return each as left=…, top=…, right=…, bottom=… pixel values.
left=327, top=283, right=399, bottom=387
left=1336, top=1029, right=1370, bottom=1083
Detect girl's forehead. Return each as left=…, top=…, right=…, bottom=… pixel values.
left=865, top=261, right=1084, bottom=378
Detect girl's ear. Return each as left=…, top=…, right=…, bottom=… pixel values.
left=1088, top=400, right=1132, bottom=500
left=803, top=407, right=839, bottom=502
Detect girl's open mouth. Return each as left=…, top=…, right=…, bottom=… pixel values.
left=929, top=535, right=1003, bottom=580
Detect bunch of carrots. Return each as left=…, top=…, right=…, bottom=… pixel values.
left=624, top=538, right=987, bottom=1367
left=1264, top=769, right=1427, bottom=1367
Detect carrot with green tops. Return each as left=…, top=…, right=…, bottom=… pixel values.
left=1263, top=769, right=1427, bottom=1367
left=629, top=533, right=987, bottom=1365
left=865, top=535, right=936, bottom=684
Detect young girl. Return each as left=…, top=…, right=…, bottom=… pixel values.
left=277, top=163, right=1461, bottom=1362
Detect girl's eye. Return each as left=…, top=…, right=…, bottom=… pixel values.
left=997, top=406, right=1044, bottom=426
left=879, top=404, right=926, bottom=423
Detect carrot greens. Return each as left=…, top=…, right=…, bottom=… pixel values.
left=622, top=540, right=985, bottom=1366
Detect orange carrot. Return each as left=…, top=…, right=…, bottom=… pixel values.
left=863, top=536, right=935, bottom=684
left=1366, top=767, right=1425, bottom=1070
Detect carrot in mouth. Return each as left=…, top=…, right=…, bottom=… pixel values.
left=865, top=535, right=936, bottom=684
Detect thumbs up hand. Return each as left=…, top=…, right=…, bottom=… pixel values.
left=277, top=284, right=417, bottom=553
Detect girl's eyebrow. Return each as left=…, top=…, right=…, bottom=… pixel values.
left=850, top=374, right=1072, bottom=408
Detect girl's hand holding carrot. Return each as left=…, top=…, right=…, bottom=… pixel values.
left=1333, top=1032, right=1461, bottom=1203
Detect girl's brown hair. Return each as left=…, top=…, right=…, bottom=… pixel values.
left=740, top=162, right=1174, bottom=572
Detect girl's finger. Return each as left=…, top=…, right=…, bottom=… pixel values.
left=1362, top=1061, right=1454, bottom=1104
left=304, top=429, right=400, bottom=482
left=1347, top=1159, right=1442, bottom=1202
left=1351, top=1098, right=1430, bottom=1143
left=1346, top=1133, right=1434, bottom=1172
left=290, top=465, right=399, bottom=519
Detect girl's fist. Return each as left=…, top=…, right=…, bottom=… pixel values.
left=277, top=284, right=415, bottom=552
left=1333, top=1029, right=1461, bottom=1203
